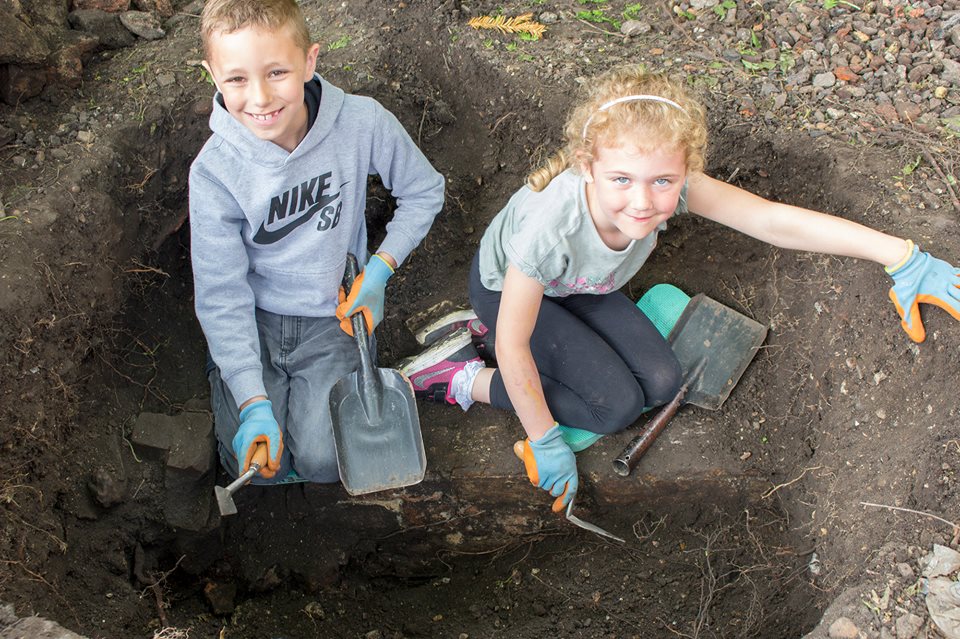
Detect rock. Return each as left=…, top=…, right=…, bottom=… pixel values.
left=942, top=58, right=960, bottom=86
left=72, top=0, right=130, bottom=11
left=828, top=616, right=860, bottom=638
left=907, top=63, right=933, bottom=83
left=133, top=0, right=173, bottom=18
left=894, top=99, right=921, bottom=122
left=68, top=9, right=137, bottom=49
left=0, top=9, right=50, bottom=65
left=895, top=612, right=923, bottom=638
left=813, top=71, right=837, bottom=87
left=50, top=32, right=100, bottom=88
left=203, top=580, right=237, bottom=615
left=620, top=20, right=651, bottom=37
left=119, top=10, right=165, bottom=39
left=539, top=12, right=559, bottom=24
left=87, top=468, right=127, bottom=507
left=0, top=64, right=47, bottom=105
left=875, top=102, right=900, bottom=122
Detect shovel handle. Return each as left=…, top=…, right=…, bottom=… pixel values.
left=611, top=387, right=686, bottom=477
left=343, top=254, right=369, bottom=342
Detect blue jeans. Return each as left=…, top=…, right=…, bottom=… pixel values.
left=208, top=308, right=362, bottom=484
left=468, top=253, right=682, bottom=435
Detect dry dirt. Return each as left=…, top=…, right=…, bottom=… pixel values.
left=1, top=0, right=959, bottom=638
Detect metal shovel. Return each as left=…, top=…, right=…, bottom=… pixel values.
left=214, top=442, right=267, bottom=516
left=613, top=294, right=767, bottom=476
left=328, top=254, right=426, bottom=495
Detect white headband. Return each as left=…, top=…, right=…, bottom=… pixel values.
left=581, top=94, right=688, bottom=139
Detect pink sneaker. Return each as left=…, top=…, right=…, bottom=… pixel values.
left=400, top=327, right=485, bottom=410
left=415, top=309, right=489, bottom=346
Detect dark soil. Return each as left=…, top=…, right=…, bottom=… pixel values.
left=1, top=0, right=959, bottom=638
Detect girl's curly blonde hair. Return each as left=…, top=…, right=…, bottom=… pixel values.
left=527, top=66, right=708, bottom=192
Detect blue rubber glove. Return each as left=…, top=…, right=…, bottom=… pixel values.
left=336, top=253, right=394, bottom=336
left=887, top=240, right=960, bottom=343
left=232, top=399, right=283, bottom=479
left=517, top=424, right=578, bottom=512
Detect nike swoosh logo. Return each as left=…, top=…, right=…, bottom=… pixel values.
left=412, top=365, right=456, bottom=388
left=252, top=191, right=340, bottom=244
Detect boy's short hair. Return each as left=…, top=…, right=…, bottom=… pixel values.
left=201, top=0, right=312, bottom=57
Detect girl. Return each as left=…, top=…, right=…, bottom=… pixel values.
left=401, top=65, right=960, bottom=511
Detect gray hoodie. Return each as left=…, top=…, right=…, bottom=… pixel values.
left=189, top=75, right=444, bottom=405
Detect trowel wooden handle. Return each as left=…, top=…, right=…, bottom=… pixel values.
left=251, top=442, right=268, bottom=471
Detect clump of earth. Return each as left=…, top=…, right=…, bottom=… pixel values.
left=1, top=0, right=959, bottom=638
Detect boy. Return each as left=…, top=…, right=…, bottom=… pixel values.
left=190, top=0, right=445, bottom=484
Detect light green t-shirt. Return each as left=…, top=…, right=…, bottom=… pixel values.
left=478, top=169, right=687, bottom=296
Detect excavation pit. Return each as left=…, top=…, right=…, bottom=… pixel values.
left=2, top=2, right=959, bottom=638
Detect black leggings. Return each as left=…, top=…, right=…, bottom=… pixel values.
left=469, top=253, right=682, bottom=435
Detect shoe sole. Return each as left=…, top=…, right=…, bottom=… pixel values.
left=415, top=308, right=479, bottom=345
left=399, top=327, right=472, bottom=377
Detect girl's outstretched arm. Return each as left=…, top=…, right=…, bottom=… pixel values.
left=685, top=172, right=908, bottom=266
left=496, top=265, right=556, bottom=440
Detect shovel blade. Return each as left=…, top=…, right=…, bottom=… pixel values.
left=329, top=368, right=425, bottom=496
left=667, top=294, right=767, bottom=410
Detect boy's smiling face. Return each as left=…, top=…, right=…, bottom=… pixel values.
left=203, top=25, right=320, bottom=152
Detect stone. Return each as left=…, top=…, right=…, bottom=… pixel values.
left=539, top=11, right=558, bottom=24
left=942, top=58, right=960, bottom=86
left=50, top=32, right=99, bottom=88
left=813, top=71, right=837, bottom=87
left=130, top=412, right=173, bottom=460
left=1, top=616, right=87, bottom=638
left=87, top=467, right=127, bottom=507
left=119, top=10, right=165, bottom=39
left=72, top=0, right=130, bottom=11
left=874, top=102, right=900, bottom=122
left=896, top=562, right=915, bottom=578
left=133, top=0, right=173, bottom=17
left=165, top=412, right=215, bottom=475
left=828, top=616, right=860, bottom=638
left=620, top=20, right=651, bottom=37
left=894, top=100, right=922, bottom=122
left=203, top=580, right=237, bottom=615
left=0, top=64, right=47, bottom=105
left=68, top=9, right=137, bottom=49
left=895, top=612, right=923, bottom=638
left=907, top=63, right=933, bottom=83
left=0, top=9, right=50, bottom=65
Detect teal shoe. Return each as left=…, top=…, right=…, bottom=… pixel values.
left=636, top=283, right=691, bottom=338
left=277, top=468, right=309, bottom=484
left=558, top=425, right=605, bottom=453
